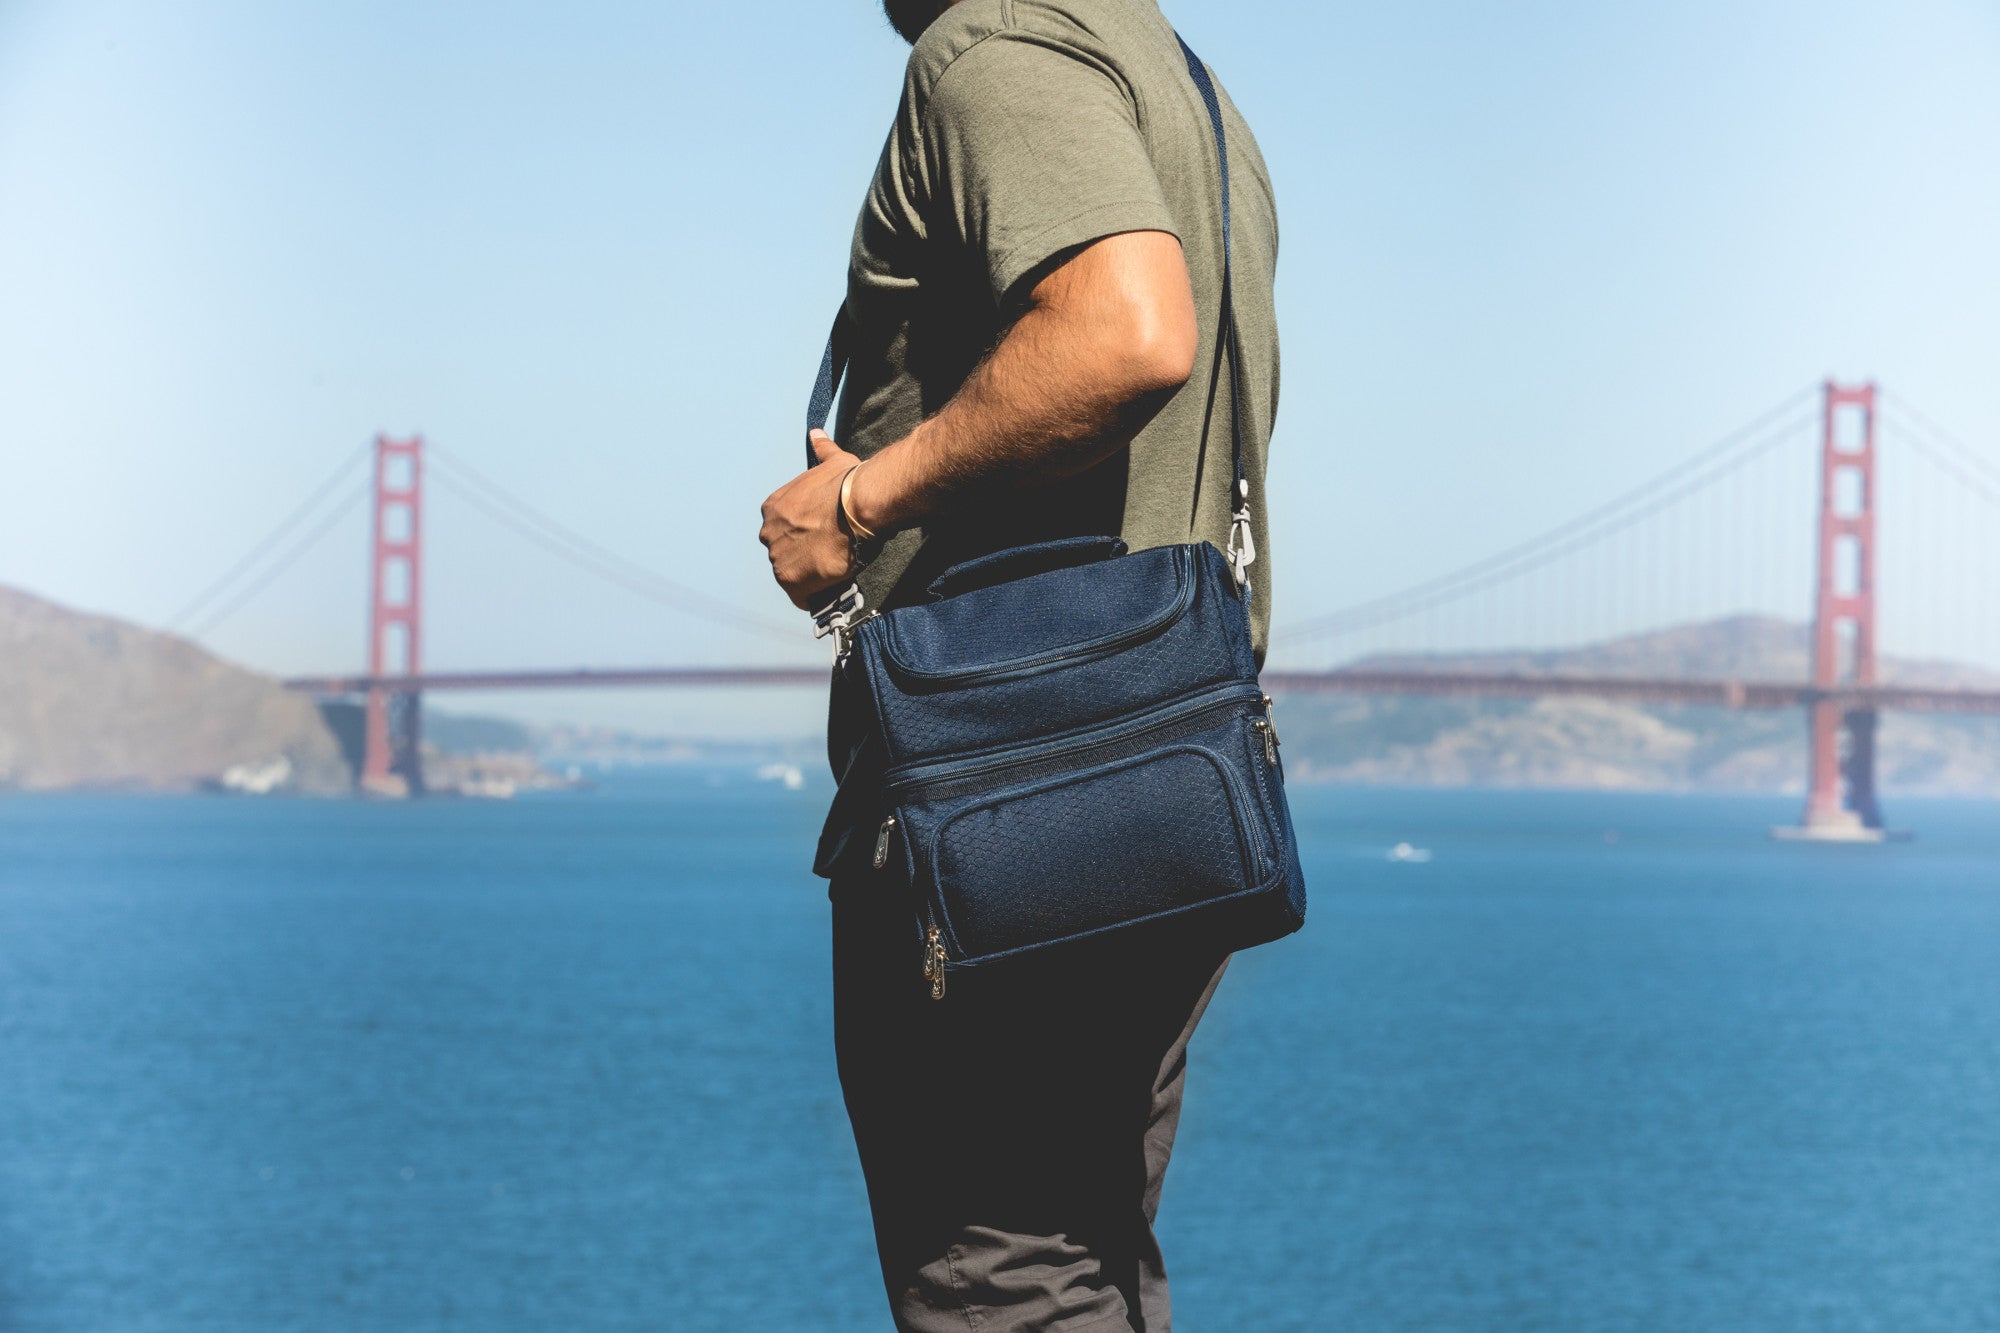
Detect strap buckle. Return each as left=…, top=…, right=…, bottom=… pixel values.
left=812, top=581, right=868, bottom=664
left=1226, top=479, right=1256, bottom=590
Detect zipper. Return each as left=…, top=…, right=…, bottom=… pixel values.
left=887, top=682, right=1265, bottom=802
left=1216, top=761, right=1272, bottom=872
left=881, top=554, right=1194, bottom=687
left=1253, top=693, right=1280, bottom=766
left=876, top=817, right=936, bottom=995
left=873, top=815, right=898, bottom=870
left=922, top=921, right=948, bottom=1000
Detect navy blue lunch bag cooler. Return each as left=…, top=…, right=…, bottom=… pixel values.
left=803, top=38, right=1305, bottom=998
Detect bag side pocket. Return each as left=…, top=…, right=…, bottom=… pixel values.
left=923, top=742, right=1269, bottom=965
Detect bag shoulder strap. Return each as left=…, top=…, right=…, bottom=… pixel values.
left=1175, top=35, right=1257, bottom=588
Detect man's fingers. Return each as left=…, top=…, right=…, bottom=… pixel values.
left=772, top=557, right=851, bottom=611
left=762, top=445, right=858, bottom=610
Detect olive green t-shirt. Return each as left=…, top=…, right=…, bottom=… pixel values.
left=815, top=0, right=1280, bottom=877
left=835, top=0, right=1281, bottom=653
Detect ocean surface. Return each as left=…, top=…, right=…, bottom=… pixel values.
left=1, top=776, right=1996, bottom=1332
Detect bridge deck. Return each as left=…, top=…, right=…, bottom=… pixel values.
left=279, top=668, right=2000, bottom=716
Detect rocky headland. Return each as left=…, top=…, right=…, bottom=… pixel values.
left=0, top=586, right=351, bottom=793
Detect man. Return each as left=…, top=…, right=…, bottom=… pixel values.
left=759, top=0, right=1278, bottom=1327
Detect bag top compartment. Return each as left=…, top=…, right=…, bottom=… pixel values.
left=875, top=543, right=1193, bottom=686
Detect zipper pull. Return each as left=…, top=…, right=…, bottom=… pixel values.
left=1257, top=694, right=1280, bottom=765
left=922, top=926, right=947, bottom=1000
left=873, top=815, right=898, bottom=870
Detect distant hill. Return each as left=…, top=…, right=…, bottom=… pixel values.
left=0, top=587, right=351, bottom=793
left=1277, top=616, right=2000, bottom=796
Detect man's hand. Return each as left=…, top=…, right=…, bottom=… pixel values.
left=760, top=429, right=863, bottom=609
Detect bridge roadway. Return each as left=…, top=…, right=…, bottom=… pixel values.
left=280, top=668, right=2000, bottom=716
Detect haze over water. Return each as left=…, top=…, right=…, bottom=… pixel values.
left=2, top=777, right=1995, bottom=1331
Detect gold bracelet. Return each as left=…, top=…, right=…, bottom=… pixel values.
left=838, top=464, right=879, bottom=543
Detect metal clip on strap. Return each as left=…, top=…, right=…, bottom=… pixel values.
left=1227, top=479, right=1256, bottom=590
left=812, top=581, right=866, bottom=658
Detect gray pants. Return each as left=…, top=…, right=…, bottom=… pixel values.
left=832, top=886, right=1229, bottom=1332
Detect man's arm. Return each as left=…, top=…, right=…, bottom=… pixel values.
left=758, top=228, right=1197, bottom=608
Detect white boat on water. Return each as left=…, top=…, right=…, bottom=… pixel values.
left=757, top=762, right=805, bottom=791
left=456, top=776, right=518, bottom=800
left=1387, top=841, right=1432, bottom=863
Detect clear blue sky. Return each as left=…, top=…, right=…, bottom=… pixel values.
left=2, top=0, right=1996, bottom=735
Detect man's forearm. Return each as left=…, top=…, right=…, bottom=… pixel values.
left=847, top=230, right=1197, bottom=535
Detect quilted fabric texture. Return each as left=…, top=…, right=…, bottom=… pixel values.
left=932, top=748, right=1253, bottom=959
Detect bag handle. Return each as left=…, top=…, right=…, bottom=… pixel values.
left=801, top=34, right=1252, bottom=646
left=927, top=535, right=1127, bottom=600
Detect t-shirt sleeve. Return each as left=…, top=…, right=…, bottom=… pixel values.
left=916, top=35, right=1177, bottom=309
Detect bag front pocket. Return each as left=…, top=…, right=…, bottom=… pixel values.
left=924, top=744, right=1269, bottom=964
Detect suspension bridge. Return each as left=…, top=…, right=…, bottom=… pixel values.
left=170, top=380, right=2000, bottom=840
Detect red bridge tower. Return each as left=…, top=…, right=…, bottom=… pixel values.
left=1786, top=381, right=1884, bottom=840
left=361, top=434, right=425, bottom=795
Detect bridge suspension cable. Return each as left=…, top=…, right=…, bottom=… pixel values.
left=166, top=441, right=373, bottom=632
left=1881, top=390, right=2000, bottom=488
left=169, top=436, right=807, bottom=649
left=424, top=445, right=801, bottom=643
left=1272, top=385, right=1822, bottom=650
left=184, top=481, right=373, bottom=640
left=1880, top=392, right=2000, bottom=506
left=1875, top=394, right=2000, bottom=674
left=1888, top=423, right=2000, bottom=510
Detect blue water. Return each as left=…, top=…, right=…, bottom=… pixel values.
left=1, top=778, right=1996, bottom=1332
